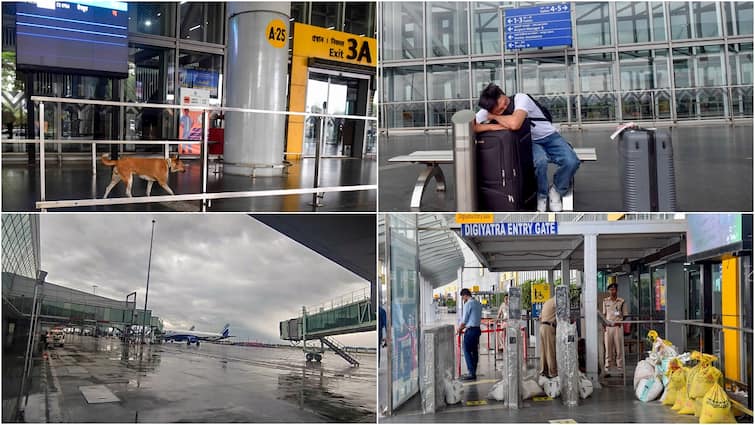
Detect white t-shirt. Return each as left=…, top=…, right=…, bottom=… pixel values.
left=475, top=93, right=557, bottom=141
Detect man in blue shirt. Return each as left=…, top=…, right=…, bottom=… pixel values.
left=457, top=288, right=483, bottom=380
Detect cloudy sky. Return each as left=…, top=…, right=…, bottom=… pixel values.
left=40, top=214, right=376, bottom=347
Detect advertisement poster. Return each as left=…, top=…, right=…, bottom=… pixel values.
left=179, top=88, right=209, bottom=155
left=654, top=277, right=666, bottom=311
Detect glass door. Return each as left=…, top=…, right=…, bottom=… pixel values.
left=303, top=70, right=369, bottom=158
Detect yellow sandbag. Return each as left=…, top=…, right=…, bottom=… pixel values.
left=690, top=364, right=722, bottom=400
left=671, top=368, right=689, bottom=411
left=662, top=367, right=684, bottom=406
left=678, top=393, right=697, bottom=415
left=699, top=383, right=737, bottom=424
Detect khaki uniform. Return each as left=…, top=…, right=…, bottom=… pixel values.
left=603, top=296, right=627, bottom=370
left=539, top=297, right=557, bottom=377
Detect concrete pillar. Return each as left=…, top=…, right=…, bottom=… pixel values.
left=224, top=2, right=290, bottom=176
left=583, top=233, right=600, bottom=386
left=561, top=259, right=570, bottom=286
left=665, top=262, right=686, bottom=347
left=547, top=269, right=555, bottom=295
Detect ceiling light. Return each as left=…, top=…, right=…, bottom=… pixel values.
left=189, top=24, right=201, bottom=31
left=145, top=20, right=151, bottom=26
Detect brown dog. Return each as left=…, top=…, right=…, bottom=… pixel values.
left=101, top=155, right=186, bottom=198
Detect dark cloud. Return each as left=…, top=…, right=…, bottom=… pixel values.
left=40, top=214, right=376, bottom=347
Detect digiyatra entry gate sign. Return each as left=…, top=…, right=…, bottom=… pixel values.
left=461, top=222, right=559, bottom=237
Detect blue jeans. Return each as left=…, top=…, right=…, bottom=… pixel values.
left=463, top=326, right=481, bottom=377
left=532, top=132, right=580, bottom=197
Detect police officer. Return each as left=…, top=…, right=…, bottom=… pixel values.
left=603, top=283, right=627, bottom=375
left=539, top=296, right=557, bottom=378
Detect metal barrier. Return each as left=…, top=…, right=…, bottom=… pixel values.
left=456, top=322, right=528, bottom=377
left=7, top=96, right=377, bottom=211
left=451, top=110, right=477, bottom=211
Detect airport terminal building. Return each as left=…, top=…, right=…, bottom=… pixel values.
left=1, top=2, right=377, bottom=162
left=379, top=1, right=753, bottom=129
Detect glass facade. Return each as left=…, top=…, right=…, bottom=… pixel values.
left=379, top=1, right=754, bottom=129
left=1, top=214, right=39, bottom=280
left=2, top=2, right=377, bottom=155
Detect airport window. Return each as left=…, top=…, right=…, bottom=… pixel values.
left=673, top=45, right=727, bottom=119
left=178, top=50, right=223, bottom=105
left=429, top=99, right=471, bottom=126
left=427, top=63, right=470, bottom=100
left=619, top=50, right=671, bottom=120
left=381, top=2, right=423, bottom=60
left=724, top=1, right=753, bottom=36
left=290, top=3, right=307, bottom=24
left=125, top=45, right=176, bottom=143
left=580, top=53, right=616, bottom=121
left=384, top=67, right=425, bottom=102
left=669, top=2, right=692, bottom=40
left=128, top=2, right=176, bottom=38
left=650, top=2, right=667, bottom=41
left=692, top=2, right=721, bottom=39
left=520, top=56, right=571, bottom=95
left=311, top=2, right=340, bottom=30
left=616, top=2, right=650, bottom=44
left=472, top=3, right=500, bottom=55
left=344, top=2, right=372, bottom=36
left=385, top=103, right=426, bottom=128
left=472, top=60, right=501, bottom=97
left=575, top=2, right=612, bottom=48
left=728, top=43, right=753, bottom=117
left=179, top=2, right=224, bottom=44
left=427, top=2, right=469, bottom=57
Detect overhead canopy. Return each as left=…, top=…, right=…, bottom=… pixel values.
left=455, top=219, right=688, bottom=272
left=251, top=215, right=376, bottom=284
left=379, top=215, right=464, bottom=288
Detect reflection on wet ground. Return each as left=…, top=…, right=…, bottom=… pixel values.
left=31, top=335, right=376, bottom=423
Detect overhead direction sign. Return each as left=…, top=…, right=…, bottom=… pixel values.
left=461, top=222, right=558, bottom=237
left=504, top=2, right=572, bottom=50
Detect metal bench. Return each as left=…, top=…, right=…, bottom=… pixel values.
left=388, top=147, right=596, bottom=212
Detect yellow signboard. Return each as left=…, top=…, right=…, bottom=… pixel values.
left=532, top=283, right=551, bottom=303
left=456, top=213, right=494, bottom=224
left=292, top=23, right=376, bottom=67
left=472, top=285, right=480, bottom=293
left=265, top=19, right=287, bottom=49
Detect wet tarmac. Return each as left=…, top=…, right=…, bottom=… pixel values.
left=30, top=335, right=376, bottom=423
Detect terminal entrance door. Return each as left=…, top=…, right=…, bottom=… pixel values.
left=303, top=69, right=371, bottom=158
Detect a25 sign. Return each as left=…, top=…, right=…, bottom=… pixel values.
left=266, top=19, right=287, bottom=49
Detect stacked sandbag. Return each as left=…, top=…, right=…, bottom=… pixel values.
left=661, top=367, right=686, bottom=406
left=487, top=379, right=507, bottom=401
left=689, top=354, right=722, bottom=417
left=699, top=383, right=737, bottom=423
left=443, top=371, right=464, bottom=405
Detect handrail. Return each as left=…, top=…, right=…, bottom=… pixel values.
left=667, top=319, right=754, bottom=334
left=36, top=185, right=376, bottom=209
left=30, top=96, right=378, bottom=122
left=22, top=96, right=377, bottom=210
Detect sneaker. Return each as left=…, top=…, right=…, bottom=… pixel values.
left=537, top=196, right=547, bottom=212
left=548, top=186, right=563, bottom=212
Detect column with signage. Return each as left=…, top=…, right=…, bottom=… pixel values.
left=224, top=2, right=290, bottom=176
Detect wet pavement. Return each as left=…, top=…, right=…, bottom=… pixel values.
left=31, top=335, right=375, bottom=423
left=379, top=124, right=753, bottom=212
left=1, top=157, right=376, bottom=212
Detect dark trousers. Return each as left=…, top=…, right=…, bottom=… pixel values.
left=463, top=326, right=481, bottom=377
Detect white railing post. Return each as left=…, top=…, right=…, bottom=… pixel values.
left=39, top=102, right=45, bottom=204
left=202, top=110, right=209, bottom=211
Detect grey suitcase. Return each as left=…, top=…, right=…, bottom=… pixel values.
left=618, top=128, right=677, bottom=211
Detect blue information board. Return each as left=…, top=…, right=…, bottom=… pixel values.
left=504, top=2, right=572, bottom=50
left=461, top=222, right=558, bottom=238
left=532, top=302, right=543, bottom=319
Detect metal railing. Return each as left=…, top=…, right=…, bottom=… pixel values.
left=307, top=286, right=370, bottom=314
left=6, top=96, right=377, bottom=211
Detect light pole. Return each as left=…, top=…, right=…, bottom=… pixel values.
left=92, top=285, right=97, bottom=295
left=140, top=219, right=156, bottom=351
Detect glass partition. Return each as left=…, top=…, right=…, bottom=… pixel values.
left=388, top=214, right=419, bottom=410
